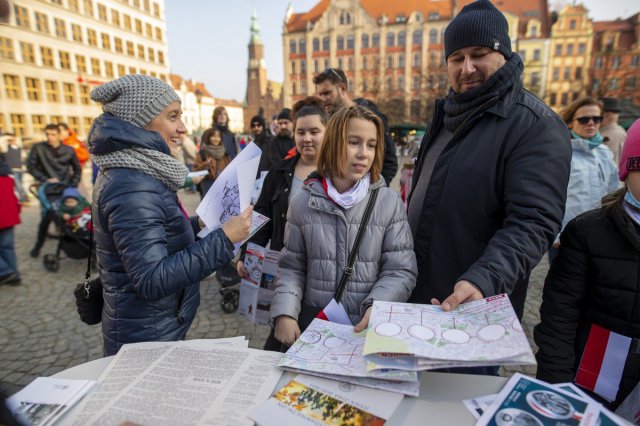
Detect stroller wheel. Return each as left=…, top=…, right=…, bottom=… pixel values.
left=43, top=254, right=59, bottom=272
left=220, top=289, right=239, bottom=313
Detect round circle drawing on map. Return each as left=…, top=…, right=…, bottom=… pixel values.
left=441, top=329, right=470, bottom=344
left=478, top=324, right=506, bottom=342
left=251, top=270, right=261, bottom=281
left=375, top=322, right=402, bottom=337
left=494, top=408, right=543, bottom=426
left=526, top=391, right=574, bottom=419
left=408, top=325, right=435, bottom=341
left=299, top=330, right=321, bottom=344
left=339, top=382, right=356, bottom=393
left=324, top=336, right=345, bottom=348
left=512, top=318, right=523, bottom=333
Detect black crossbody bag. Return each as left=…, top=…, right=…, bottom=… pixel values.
left=73, top=224, right=103, bottom=325
left=297, top=187, right=380, bottom=332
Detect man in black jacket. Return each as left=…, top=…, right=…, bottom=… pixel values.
left=313, top=68, right=398, bottom=185
left=407, top=0, right=571, bottom=322
left=27, top=123, right=82, bottom=257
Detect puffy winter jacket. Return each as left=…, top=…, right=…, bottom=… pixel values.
left=534, top=203, right=640, bottom=409
left=26, top=142, right=82, bottom=186
left=271, top=174, right=417, bottom=325
left=561, top=138, right=619, bottom=234
left=90, top=114, right=235, bottom=356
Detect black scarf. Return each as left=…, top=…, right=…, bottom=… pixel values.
left=443, top=54, right=523, bottom=132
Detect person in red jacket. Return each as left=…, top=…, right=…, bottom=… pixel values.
left=59, top=123, right=90, bottom=167
left=0, top=154, right=21, bottom=286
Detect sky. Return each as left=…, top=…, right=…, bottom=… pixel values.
left=165, top=0, right=639, bottom=102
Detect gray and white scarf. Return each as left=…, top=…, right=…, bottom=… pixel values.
left=93, top=147, right=188, bottom=192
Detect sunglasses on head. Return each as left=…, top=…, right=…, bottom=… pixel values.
left=323, top=68, right=346, bottom=84
left=574, top=116, right=603, bottom=125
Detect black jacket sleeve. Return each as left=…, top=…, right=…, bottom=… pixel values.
left=240, top=169, right=277, bottom=259
left=534, top=218, right=589, bottom=384
left=381, top=131, right=398, bottom=186
left=26, top=146, right=48, bottom=183
left=68, top=151, right=82, bottom=187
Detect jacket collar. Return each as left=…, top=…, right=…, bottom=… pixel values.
left=305, top=172, right=384, bottom=201
left=611, top=205, right=640, bottom=252
left=88, top=113, right=170, bottom=156
left=484, top=80, right=522, bottom=119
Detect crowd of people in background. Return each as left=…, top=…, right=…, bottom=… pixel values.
left=0, top=0, right=638, bottom=411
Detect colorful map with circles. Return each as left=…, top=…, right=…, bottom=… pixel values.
left=363, top=295, right=534, bottom=364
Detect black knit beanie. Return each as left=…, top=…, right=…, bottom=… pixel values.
left=444, top=0, right=512, bottom=60
left=277, top=108, right=292, bottom=121
left=250, top=115, right=265, bottom=127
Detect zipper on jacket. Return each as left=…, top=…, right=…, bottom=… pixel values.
left=598, top=163, right=604, bottom=182
left=175, top=289, right=186, bottom=324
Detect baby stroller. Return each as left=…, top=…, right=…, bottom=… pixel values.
left=31, top=183, right=93, bottom=272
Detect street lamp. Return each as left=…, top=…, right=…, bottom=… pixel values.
left=194, top=88, right=203, bottom=131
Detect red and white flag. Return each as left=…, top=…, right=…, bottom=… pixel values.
left=316, top=298, right=352, bottom=325
left=575, top=324, right=632, bottom=402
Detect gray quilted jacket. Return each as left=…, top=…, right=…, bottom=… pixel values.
left=271, top=175, right=417, bottom=324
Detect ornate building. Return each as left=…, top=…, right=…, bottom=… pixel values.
left=244, top=10, right=283, bottom=133
left=0, top=0, right=171, bottom=139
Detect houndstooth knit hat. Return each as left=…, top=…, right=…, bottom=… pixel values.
left=90, top=74, right=181, bottom=128
left=444, top=0, right=512, bottom=60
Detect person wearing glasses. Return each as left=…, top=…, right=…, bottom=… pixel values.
left=313, top=68, right=398, bottom=186
left=551, top=97, right=619, bottom=262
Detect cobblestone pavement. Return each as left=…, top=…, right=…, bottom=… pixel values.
left=0, top=165, right=547, bottom=395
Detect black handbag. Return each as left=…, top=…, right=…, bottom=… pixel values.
left=297, top=187, right=380, bottom=333
left=73, top=223, right=103, bottom=325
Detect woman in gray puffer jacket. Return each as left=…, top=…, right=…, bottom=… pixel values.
left=271, top=105, right=417, bottom=346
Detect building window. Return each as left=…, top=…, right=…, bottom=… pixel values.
left=137, top=44, right=145, bottom=59
left=291, top=61, right=296, bottom=74
left=338, top=58, right=343, bottom=69
left=347, top=35, right=354, bottom=50
left=104, top=61, right=114, bottom=78
left=102, top=33, right=111, bottom=50
left=324, top=59, right=329, bottom=70
left=155, top=27, right=162, bottom=41
left=69, top=0, right=79, bottom=11
left=25, top=78, right=41, bottom=101
left=117, top=64, right=125, bottom=77
left=413, top=75, right=420, bottom=90
left=595, top=57, right=602, bottom=69
left=41, top=47, right=54, bottom=67
left=609, top=78, right=618, bottom=90
left=98, top=4, right=107, bottom=21
left=76, top=54, right=86, bottom=73
left=54, top=18, right=66, bottom=38
left=429, top=29, right=438, bottom=45
left=519, top=50, right=526, bottom=61
left=578, top=43, right=586, bottom=54
left=412, top=30, right=422, bottom=45
left=533, top=49, right=541, bottom=61
left=299, top=39, right=306, bottom=54
left=289, top=40, right=296, bottom=54
left=387, top=54, right=393, bottom=68
left=145, top=23, right=153, bottom=38
left=372, top=33, right=380, bottom=48
left=158, top=51, right=165, bottom=65
left=337, top=36, right=344, bottom=50
left=569, top=19, right=576, bottom=30
left=575, top=67, right=582, bottom=79
left=68, top=117, right=80, bottom=133
left=126, top=41, right=134, bottom=56
left=348, top=57, right=353, bottom=70
left=413, top=52, right=420, bottom=68
left=14, top=5, right=30, bottom=28
left=386, top=76, right=392, bottom=91
left=84, top=0, right=93, bottom=16
left=530, top=26, right=538, bottom=37
left=147, top=47, right=155, bottom=62
left=87, top=29, right=97, bottom=47
left=363, top=79, right=368, bottom=92
left=626, top=77, right=637, bottom=90
left=291, top=81, right=296, bottom=96
left=59, top=51, right=71, bottom=69
left=322, top=36, right=329, bottom=51
left=0, top=37, right=14, bottom=60
left=397, top=31, right=406, bottom=47
left=135, top=18, right=142, bottom=34
left=398, top=75, right=405, bottom=89
left=561, top=92, right=568, bottom=105
left=530, top=72, right=540, bottom=89
left=572, top=92, right=579, bottom=102
left=153, top=2, right=160, bottom=17
left=555, top=44, right=562, bottom=56
left=143, top=0, right=150, bottom=12
left=612, top=56, right=620, bottom=69
left=32, top=115, right=46, bottom=135
left=552, top=67, right=559, bottom=81
left=91, top=58, right=101, bottom=75
left=566, top=44, right=573, bottom=55
left=20, top=42, right=35, bottom=63
left=314, top=59, right=318, bottom=73
left=398, top=53, right=404, bottom=68
left=361, top=34, right=369, bottom=49
left=45, top=80, right=59, bottom=102
left=124, top=14, right=131, bottom=30
left=301, top=59, right=306, bottom=73
left=112, top=9, right=120, bottom=26
left=115, top=38, right=123, bottom=53
left=10, top=114, right=26, bottom=137
left=386, top=32, right=395, bottom=47
left=563, top=67, right=571, bottom=80
left=3, top=75, right=21, bottom=99
left=313, top=38, right=320, bottom=52
left=632, top=55, right=639, bottom=67
left=429, top=12, right=440, bottom=20
left=72, top=24, right=83, bottom=42
left=83, top=117, right=93, bottom=134
left=35, top=12, right=50, bottom=33
left=63, top=82, right=76, bottom=103
left=300, top=79, right=307, bottom=95
left=0, top=114, right=5, bottom=134
left=362, top=56, right=367, bottom=70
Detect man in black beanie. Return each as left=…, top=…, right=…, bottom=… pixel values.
left=263, top=108, right=295, bottom=170
left=407, top=0, right=571, bottom=351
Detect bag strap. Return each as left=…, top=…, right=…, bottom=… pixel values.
left=334, top=186, right=380, bottom=303
left=84, top=215, right=93, bottom=281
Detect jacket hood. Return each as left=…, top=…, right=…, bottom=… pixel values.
left=304, top=171, right=385, bottom=200
left=88, top=113, right=170, bottom=156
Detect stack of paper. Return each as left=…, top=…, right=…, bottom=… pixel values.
left=362, top=294, right=536, bottom=372
left=6, top=377, right=96, bottom=426
left=469, top=373, right=629, bottom=425
left=277, top=318, right=421, bottom=396
left=249, top=374, right=404, bottom=426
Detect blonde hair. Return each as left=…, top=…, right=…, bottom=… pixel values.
left=317, top=105, right=384, bottom=183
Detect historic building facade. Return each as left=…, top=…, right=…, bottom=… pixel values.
left=244, top=10, right=283, bottom=132
left=0, top=0, right=171, bottom=139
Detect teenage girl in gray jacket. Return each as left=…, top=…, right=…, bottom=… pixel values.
left=271, top=105, right=418, bottom=346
